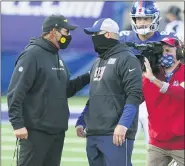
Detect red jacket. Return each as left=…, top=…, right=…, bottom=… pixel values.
left=143, top=63, right=184, bottom=150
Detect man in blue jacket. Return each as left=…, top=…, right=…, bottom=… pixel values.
left=76, top=18, right=143, bottom=166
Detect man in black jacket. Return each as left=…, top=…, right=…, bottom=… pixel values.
left=7, top=14, right=90, bottom=166
left=75, top=18, right=143, bottom=166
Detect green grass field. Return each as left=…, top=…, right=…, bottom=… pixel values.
left=1, top=96, right=147, bottom=166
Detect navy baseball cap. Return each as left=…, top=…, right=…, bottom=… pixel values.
left=84, top=18, right=119, bottom=35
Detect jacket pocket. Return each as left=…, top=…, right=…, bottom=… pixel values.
left=172, top=119, right=184, bottom=136
left=111, top=98, right=123, bottom=118
left=86, top=95, right=120, bottom=131
left=40, top=97, right=69, bottom=128
left=39, top=94, right=48, bottom=119
left=150, top=130, right=174, bottom=141
left=149, top=122, right=174, bottom=141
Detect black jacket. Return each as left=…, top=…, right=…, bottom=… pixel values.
left=84, top=43, right=143, bottom=139
left=7, top=37, right=90, bottom=134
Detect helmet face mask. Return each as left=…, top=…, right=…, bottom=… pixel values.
left=130, top=0, right=161, bottom=35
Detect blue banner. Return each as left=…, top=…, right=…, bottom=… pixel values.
left=1, top=1, right=128, bottom=95
left=1, top=1, right=123, bottom=52
left=1, top=51, right=96, bottom=96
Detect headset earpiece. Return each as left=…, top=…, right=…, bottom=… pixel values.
left=175, top=40, right=183, bottom=60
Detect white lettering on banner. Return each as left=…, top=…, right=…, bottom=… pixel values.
left=1, top=2, right=104, bottom=18
left=93, top=66, right=106, bottom=81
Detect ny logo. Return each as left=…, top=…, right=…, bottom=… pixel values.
left=93, top=66, right=106, bottom=81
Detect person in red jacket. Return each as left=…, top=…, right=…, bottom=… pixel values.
left=143, top=37, right=184, bottom=166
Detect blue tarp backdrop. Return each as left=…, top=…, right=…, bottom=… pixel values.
left=1, top=51, right=96, bottom=96
left=1, top=1, right=127, bottom=95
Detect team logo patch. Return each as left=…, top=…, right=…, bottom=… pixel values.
left=107, top=58, right=116, bottom=64
left=18, top=66, right=23, bottom=72
left=93, top=66, right=106, bottom=81
left=173, top=80, right=179, bottom=86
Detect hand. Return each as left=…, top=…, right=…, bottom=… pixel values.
left=113, top=125, right=127, bottom=146
left=143, top=57, right=154, bottom=79
left=14, top=127, right=28, bottom=139
left=76, top=125, right=86, bottom=138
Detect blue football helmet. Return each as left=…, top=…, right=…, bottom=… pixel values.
left=130, top=0, right=161, bottom=35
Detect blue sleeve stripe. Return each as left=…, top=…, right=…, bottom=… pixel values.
left=118, top=104, right=137, bottom=129
left=75, top=105, right=88, bottom=128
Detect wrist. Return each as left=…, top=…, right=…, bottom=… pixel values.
left=122, top=125, right=128, bottom=131
left=118, top=122, right=128, bottom=130
left=149, top=75, right=156, bottom=83
left=75, top=120, right=86, bottom=129
left=159, top=81, right=169, bottom=93
left=117, top=124, right=128, bottom=133
left=76, top=125, right=84, bottom=129
left=12, top=123, right=25, bottom=130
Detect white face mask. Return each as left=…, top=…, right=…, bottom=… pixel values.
left=131, top=19, right=152, bottom=35
left=130, top=13, right=161, bottom=35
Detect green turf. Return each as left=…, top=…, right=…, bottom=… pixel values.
left=1, top=96, right=147, bottom=165
left=68, top=96, right=88, bottom=106
left=1, top=96, right=7, bottom=103
left=1, top=123, right=147, bottom=166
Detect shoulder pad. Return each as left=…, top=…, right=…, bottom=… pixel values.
left=119, top=30, right=131, bottom=37
left=160, top=31, right=178, bottom=39
left=160, top=31, right=177, bottom=36
left=160, top=31, right=171, bottom=36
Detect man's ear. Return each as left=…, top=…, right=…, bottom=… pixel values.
left=48, top=28, right=56, bottom=38
left=52, top=28, right=57, bottom=35
left=105, top=32, right=111, bottom=39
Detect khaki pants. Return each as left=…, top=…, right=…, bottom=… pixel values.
left=146, top=144, right=184, bottom=166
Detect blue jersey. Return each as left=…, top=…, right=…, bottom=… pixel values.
left=119, top=30, right=177, bottom=55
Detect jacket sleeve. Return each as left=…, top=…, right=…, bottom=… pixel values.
left=67, top=73, right=90, bottom=98
left=7, top=52, right=37, bottom=130
left=75, top=100, right=89, bottom=128
left=116, top=53, right=143, bottom=128
left=117, top=53, right=143, bottom=106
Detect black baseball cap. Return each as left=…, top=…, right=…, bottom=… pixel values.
left=42, top=14, right=77, bottom=33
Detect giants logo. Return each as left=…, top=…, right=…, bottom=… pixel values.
left=93, top=66, right=106, bottom=81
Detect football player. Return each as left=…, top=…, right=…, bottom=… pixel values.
left=119, top=0, right=177, bottom=145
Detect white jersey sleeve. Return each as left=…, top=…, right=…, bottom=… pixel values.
left=165, top=20, right=184, bottom=42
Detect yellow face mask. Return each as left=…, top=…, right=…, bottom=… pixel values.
left=60, top=37, right=66, bottom=43
left=58, top=35, right=72, bottom=49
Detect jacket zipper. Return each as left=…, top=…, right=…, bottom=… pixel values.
left=56, top=54, right=61, bottom=80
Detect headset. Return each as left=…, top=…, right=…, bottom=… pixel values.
left=174, top=39, right=184, bottom=60
left=161, top=37, right=184, bottom=60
